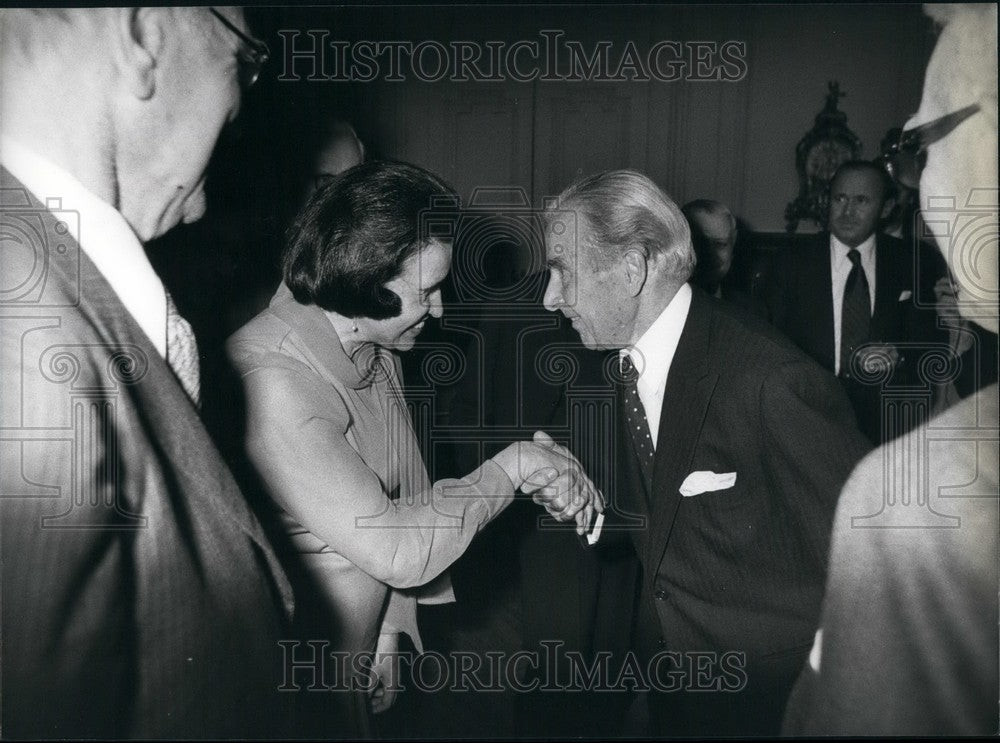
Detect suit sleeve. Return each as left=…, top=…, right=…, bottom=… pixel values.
left=759, top=358, right=873, bottom=565
left=237, top=359, right=515, bottom=590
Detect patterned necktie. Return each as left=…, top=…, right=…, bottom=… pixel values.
left=840, top=248, right=871, bottom=378
left=621, top=353, right=655, bottom=486
left=166, top=291, right=201, bottom=407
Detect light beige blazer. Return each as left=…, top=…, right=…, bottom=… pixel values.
left=226, top=284, right=514, bottom=658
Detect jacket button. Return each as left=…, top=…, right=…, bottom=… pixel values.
left=654, top=589, right=667, bottom=601
left=657, top=638, right=668, bottom=649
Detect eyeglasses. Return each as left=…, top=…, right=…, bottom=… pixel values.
left=208, top=7, right=270, bottom=89
left=880, top=103, right=980, bottom=190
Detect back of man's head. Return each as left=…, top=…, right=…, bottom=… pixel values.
left=682, top=199, right=735, bottom=226
left=682, top=199, right=737, bottom=290
left=307, top=120, right=366, bottom=198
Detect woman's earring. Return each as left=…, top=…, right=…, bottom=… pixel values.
left=352, top=320, right=359, bottom=333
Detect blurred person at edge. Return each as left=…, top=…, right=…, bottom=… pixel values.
left=783, top=3, right=998, bottom=735
left=0, top=7, right=294, bottom=738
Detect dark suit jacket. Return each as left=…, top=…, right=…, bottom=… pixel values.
left=766, top=232, right=947, bottom=442
left=620, top=289, right=871, bottom=736
left=0, top=170, right=293, bottom=738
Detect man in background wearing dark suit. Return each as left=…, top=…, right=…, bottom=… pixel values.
left=1, top=8, right=292, bottom=738
left=541, top=170, right=871, bottom=737
left=682, top=198, right=766, bottom=316
left=683, top=199, right=738, bottom=299
left=766, top=160, right=947, bottom=443
left=783, top=3, right=998, bottom=735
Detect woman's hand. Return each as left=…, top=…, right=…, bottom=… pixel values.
left=369, top=632, right=400, bottom=715
left=492, top=433, right=604, bottom=535
left=525, top=431, right=604, bottom=535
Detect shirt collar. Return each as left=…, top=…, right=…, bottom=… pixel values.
left=620, top=282, right=693, bottom=392
left=830, top=232, right=877, bottom=263
left=1, top=135, right=168, bottom=357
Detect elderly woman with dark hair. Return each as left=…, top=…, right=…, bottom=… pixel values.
left=227, top=160, right=599, bottom=738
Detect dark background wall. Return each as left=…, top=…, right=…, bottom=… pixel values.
left=150, top=3, right=936, bottom=337
left=253, top=4, right=933, bottom=226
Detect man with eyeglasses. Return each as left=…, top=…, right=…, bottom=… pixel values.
left=783, top=3, right=998, bottom=736
left=766, top=159, right=947, bottom=444
left=1, top=7, right=290, bottom=738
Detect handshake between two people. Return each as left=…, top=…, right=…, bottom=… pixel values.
left=491, top=431, right=604, bottom=536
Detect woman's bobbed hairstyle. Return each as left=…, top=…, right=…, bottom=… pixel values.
left=283, top=160, right=457, bottom=319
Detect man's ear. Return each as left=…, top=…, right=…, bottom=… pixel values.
left=622, top=247, right=648, bottom=298
left=111, top=7, right=163, bottom=101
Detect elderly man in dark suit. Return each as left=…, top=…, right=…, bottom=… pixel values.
left=0, top=8, right=292, bottom=738
left=766, top=160, right=947, bottom=443
left=541, top=170, right=871, bottom=737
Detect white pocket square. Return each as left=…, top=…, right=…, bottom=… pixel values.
left=898, top=290, right=912, bottom=301
left=679, top=470, right=737, bottom=497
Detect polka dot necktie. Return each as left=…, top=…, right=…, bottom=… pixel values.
left=621, top=353, right=655, bottom=486
left=840, top=248, right=871, bottom=379
left=166, top=291, right=201, bottom=408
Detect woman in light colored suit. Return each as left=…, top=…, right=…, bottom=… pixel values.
left=226, top=161, right=599, bottom=738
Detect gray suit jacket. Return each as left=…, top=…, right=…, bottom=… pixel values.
left=783, top=383, right=999, bottom=736
left=0, top=170, right=293, bottom=738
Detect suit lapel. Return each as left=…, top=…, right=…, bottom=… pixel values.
left=3, top=168, right=294, bottom=618
left=870, top=234, right=902, bottom=341
left=644, top=290, right=719, bottom=573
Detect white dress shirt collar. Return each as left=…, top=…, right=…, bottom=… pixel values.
left=620, top=282, right=693, bottom=448
left=1, top=136, right=168, bottom=358
left=831, top=232, right=877, bottom=277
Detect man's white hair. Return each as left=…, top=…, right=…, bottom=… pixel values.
left=551, top=169, right=696, bottom=283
